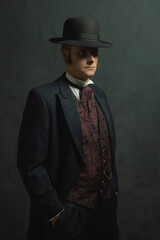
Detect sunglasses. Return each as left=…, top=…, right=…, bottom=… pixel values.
left=77, top=48, right=98, bottom=58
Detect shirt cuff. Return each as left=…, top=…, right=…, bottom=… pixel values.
left=47, top=208, right=65, bottom=222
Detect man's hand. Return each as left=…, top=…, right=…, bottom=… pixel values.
left=51, top=215, right=59, bottom=227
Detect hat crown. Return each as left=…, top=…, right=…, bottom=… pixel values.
left=63, top=17, right=100, bottom=40
left=49, top=16, right=113, bottom=48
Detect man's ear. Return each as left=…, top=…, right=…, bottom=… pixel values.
left=61, top=49, right=68, bottom=63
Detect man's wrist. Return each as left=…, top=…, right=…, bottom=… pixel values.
left=47, top=208, right=65, bottom=224
left=51, top=215, right=59, bottom=227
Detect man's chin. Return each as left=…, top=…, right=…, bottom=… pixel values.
left=78, top=71, right=96, bottom=81
left=85, top=70, right=96, bottom=76
left=87, top=72, right=96, bottom=78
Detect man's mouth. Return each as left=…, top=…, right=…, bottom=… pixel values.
left=85, top=67, right=95, bottom=69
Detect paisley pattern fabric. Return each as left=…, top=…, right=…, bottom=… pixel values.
left=67, top=86, right=112, bottom=208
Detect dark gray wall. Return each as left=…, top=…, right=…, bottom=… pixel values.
left=1, top=0, right=160, bottom=239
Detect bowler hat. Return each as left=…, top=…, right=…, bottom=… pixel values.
left=49, top=16, right=113, bottom=48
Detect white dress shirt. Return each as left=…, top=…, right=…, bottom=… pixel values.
left=66, top=72, right=94, bottom=100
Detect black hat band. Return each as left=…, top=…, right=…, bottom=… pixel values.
left=63, top=32, right=99, bottom=40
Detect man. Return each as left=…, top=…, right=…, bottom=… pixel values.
left=17, top=16, right=119, bottom=240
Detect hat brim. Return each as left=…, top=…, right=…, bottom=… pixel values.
left=49, top=38, right=113, bottom=48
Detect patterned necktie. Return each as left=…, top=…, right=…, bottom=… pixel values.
left=80, top=86, right=94, bottom=104
left=79, top=86, right=98, bottom=128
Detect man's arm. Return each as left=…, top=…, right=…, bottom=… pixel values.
left=17, top=89, right=64, bottom=223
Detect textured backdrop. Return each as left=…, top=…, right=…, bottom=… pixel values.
left=1, top=0, right=160, bottom=239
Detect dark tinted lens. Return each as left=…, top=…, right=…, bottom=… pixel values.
left=78, top=49, right=88, bottom=58
left=77, top=48, right=98, bottom=58
left=91, top=49, right=98, bottom=57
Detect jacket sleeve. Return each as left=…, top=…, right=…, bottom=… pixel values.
left=17, top=89, right=64, bottom=223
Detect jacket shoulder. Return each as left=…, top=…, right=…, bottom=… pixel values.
left=91, top=84, right=107, bottom=99
left=33, top=79, right=59, bottom=95
left=29, top=74, right=65, bottom=98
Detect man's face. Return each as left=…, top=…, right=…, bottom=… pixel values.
left=63, top=46, right=98, bottom=82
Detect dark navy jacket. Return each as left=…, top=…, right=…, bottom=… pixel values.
left=17, top=73, right=118, bottom=240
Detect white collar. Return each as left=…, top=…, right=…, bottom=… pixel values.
left=66, top=72, right=94, bottom=87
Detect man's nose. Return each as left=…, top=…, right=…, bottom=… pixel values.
left=87, top=53, right=95, bottom=64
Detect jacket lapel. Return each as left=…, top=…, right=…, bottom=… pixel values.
left=57, top=75, right=115, bottom=161
left=57, top=75, right=84, bottom=160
